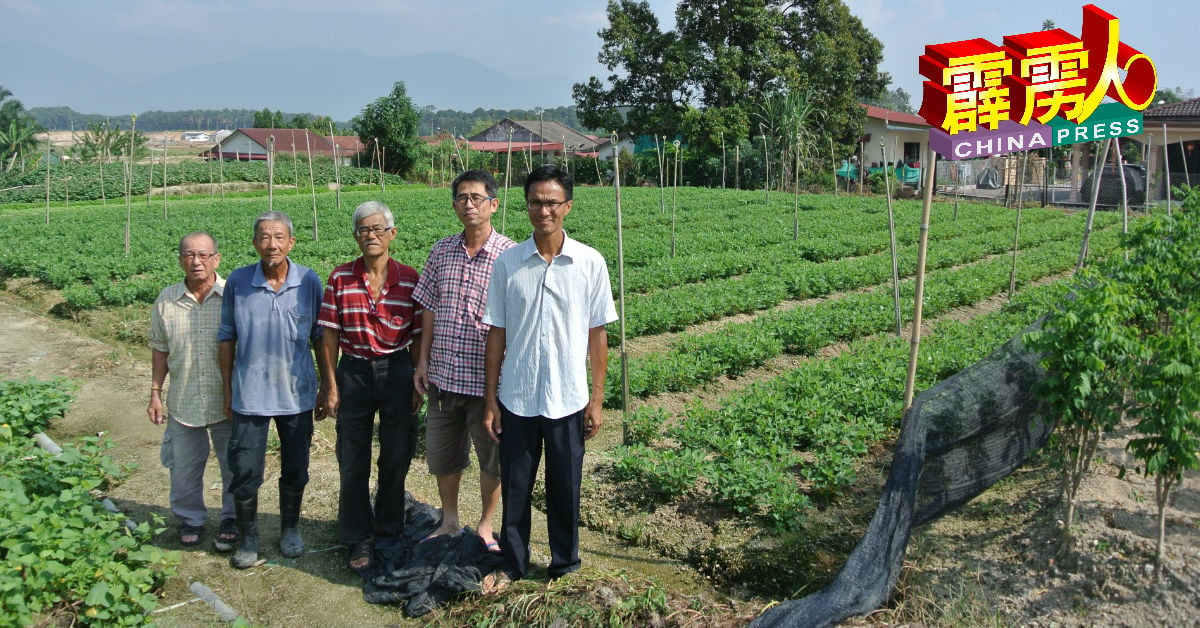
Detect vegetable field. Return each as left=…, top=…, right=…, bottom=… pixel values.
left=0, top=185, right=1132, bottom=600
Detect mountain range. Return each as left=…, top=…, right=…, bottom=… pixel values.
left=2, top=41, right=579, bottom=120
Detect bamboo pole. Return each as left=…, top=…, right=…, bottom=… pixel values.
left=1162, top=124, right=1173, bottom=215
left=1009, top=151, right=1028, bottom=299
left=1180, top=139, right=1192, bottom=188
left=720, top=131, right=726, bottom=189
left=830, top=138, right=836, bottom=197
left=1076, top=137, right=1111, bottom=274
left=735, top=144, right=740, bottom=190
left=125, top=114, right=136, bottom=256
left=656, top=135, right=665, bottom=214
left=329, top=122, right=342, bottom=213
left=304, top=132, right=318, bottom=242
left=671, top=140, right=680, bottom=257
left=610, top=132, right=630, bottom=441
left=44, top=132, right=50, bottom=224
left=290, top=130, right=300, bottom=194
left=267, top=135, right=275, bottom=211
left=1114, top=140, right=1129, bottom=234
left=100, top=119, right=108, bottom=205
left=902, top=148, right=938, bottom=412
left=881, top=139, right=902, bottom=337
left=161, top=133, right=168, bottom=218
left=503, top=127, right=513, bottom=234
left=1144, top=134, right=1152, bottom=214
left=218, top=141, right=226, bottom=204
left=793, top=136, right=801, bottom=241
left=379, top=145, right=387, bottom=193
left=146, top=133, right=155, bottom=206
left=762, top=128, right=770, bottom=203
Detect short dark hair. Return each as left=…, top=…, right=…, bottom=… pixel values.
left=451, top=169, right=498, bottom=198
left=524, top=164, right=573, bottom=201
left=178, top=231, right=218, bottom=255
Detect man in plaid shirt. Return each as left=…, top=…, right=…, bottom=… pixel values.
left=317, top=200, right=423, bottom=573
left=413, top=170, right=515, bottom=553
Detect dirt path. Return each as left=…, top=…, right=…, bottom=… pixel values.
left=0, top=300, right=709, bottom=627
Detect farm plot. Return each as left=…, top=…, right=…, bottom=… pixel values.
left=0, top=185, right=1138, bottom=618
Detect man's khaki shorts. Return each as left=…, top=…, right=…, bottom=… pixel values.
left=424, top=383, right=501, bottom=478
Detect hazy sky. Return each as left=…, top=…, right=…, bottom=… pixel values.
left=3, top=0, right=1195, bottom=109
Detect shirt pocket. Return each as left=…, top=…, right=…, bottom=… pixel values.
left=287, top=311, right=313, bottom=343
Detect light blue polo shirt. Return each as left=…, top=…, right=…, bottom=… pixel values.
left=219, top=258, right=323, bottom=416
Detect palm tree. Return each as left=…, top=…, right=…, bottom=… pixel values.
left=0, top=85, right=45, bottom=172
left=0, top=115, right=44, bottom=172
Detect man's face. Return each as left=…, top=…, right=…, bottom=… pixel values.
left=253, top=220, right=295, bottom=269
left=178, top=235, right=220, bottom=284
left=354, top=213, right=395, bottom=257
left=525, top=180, right=572, bottom=238
left=453, top=181, right=498, bottom=230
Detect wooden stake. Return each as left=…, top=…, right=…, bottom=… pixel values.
left=304, top=132, right=318, bottom=242
left=267, top=135, right=275, bottom=211
left=1009, top=151, right=1027, bottom=299
left=881, top=139, right=901, bottom=337
left=902, top=147, right=938, bottom=412
left=610, top=131, right=630, bottom=440
left=503, top=127, right=513, bottom=233
left=1162, top=123, right=1172, bottom=215
left=671, top=139, right=680, bottom=257
left=1076, top=137, right=1111, bottom=274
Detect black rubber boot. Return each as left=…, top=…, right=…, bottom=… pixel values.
left=278, top=480, right=305, bottom=559
left=230, top=495, right=262, bottom=569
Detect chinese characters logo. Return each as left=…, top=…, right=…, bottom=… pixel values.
left=918, top=4, right=1157, bottom=135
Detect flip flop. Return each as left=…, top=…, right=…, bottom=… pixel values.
left=481, top=569, right=512, bottom=595
left=484, top=539, right=502, bottom=554
left=179, top=524, right=203, bottom=547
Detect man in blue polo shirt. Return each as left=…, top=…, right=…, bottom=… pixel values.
left=219, top=210, right=326, bottom=569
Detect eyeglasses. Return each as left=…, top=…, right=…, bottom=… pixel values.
left=180, top=252, right=217, bottom=261
left=355, top=225, right=392, bottom=238
left=526, top=199, right=569, bottom=211
left=454, top=194, right=496, bottom=207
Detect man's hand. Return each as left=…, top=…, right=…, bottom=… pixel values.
left=583, top=399, right=603, bottom=440
left=147, top=392, right=165, bottom=426
left=413, top=360, right=429, bottom=397
left=316, top=385, right=339, bottom=421
left=484, top=398, right=502, bottom=444
left=411, top=386, right=423, bottom=414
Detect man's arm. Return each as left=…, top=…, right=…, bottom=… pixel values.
left=482, top=326, right=506, bottom=443
left=584, top=326, right=608, bottom=440
left=413, top=309, right=435, bottom=396
left=147, top=349, right=169, bottom=425
left=219, top=340, right=235, bottom=419
left=316, top=327, right=339, bottom=420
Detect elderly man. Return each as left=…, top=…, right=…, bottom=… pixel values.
left=316, top=201, right=422, bottom=573
left=482, top=165, right=618, bottom=587
left=219, top=210, right=325, bottom=569
left=148, top=231, right=237, bottom=551
left=413, top=170, right=515, bottom=552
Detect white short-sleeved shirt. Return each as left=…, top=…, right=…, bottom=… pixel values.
left=482, top=232, right=618, bottom=419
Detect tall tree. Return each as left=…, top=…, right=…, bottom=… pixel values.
left=0, top=86, right=45, bottom=172
left=352, top=81, right=423, bottom=175
left=573, top=0, right=887, bottom=151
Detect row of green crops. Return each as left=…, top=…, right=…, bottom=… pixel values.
left=607, top=224, right=1124, bottom=404
left=611, top=281, right=1071, bottom=532
left=0, top=186, right=1115, bottom=330
left=0, top=379, right=178, bottom=627
left=0, top=160, right=402, bottom=204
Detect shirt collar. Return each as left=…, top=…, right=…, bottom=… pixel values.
left=520, top=230, right=577, bottom=261
left=251, top=257, right=303, bottom=290
left=352, top=256, right=402, bottom=288
left=177, top=274, right=224, bottom=303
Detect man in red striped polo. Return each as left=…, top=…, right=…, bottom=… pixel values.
left=316, top=200, right=423, bottom=573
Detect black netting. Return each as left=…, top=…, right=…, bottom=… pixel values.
left=753, top=319, right=1052, bottom=628
left=359, top=494, right=502, bottom=617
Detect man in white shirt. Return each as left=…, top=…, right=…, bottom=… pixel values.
left=482, top=165, right=618, bottom=587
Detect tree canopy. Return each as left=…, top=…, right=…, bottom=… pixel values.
left=573, top=0, right=888, bottom=151
left=0, top=86, right=44, bottom=172
left=352, top=81, right=423, bottom=175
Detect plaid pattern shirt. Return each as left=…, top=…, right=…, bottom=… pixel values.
left=148, top=278, right=226, bottom=427
left=318, top=257, right=422, bottom=359
left=413, top=229, right=515, bottom=396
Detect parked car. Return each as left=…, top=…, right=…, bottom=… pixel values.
left=1080, top=163, right=1147, bottom=208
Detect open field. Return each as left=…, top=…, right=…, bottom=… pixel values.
left=1, top=186, right=1196, bottom=627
